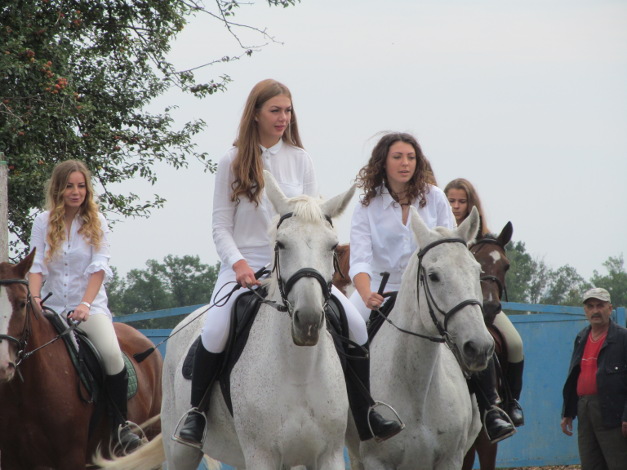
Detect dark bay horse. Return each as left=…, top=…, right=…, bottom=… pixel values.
left=0, top=251, right=163, bottom=469
left=332, top=222, right=515, bottom=470
left=462, top=221, right=514, bottom=470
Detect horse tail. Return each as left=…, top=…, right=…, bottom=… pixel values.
left=91, top=433, right=166, bottom=470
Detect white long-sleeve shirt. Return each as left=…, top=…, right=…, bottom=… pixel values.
left=29, top=211, right=113, bottom=317
left=212, top=139, right=318, bottom=272
left=349, top=184, right=456, bottom=286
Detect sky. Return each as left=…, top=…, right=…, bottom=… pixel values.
left=106, top=0, right=627, bottom=282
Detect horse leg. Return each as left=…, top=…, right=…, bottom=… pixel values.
left=461, top=444, right=477, bottom=470
left=475, top=429, right=498, bottom=470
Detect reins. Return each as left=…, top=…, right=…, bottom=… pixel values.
left=370, top=237, right=484, bottom=376
left=0, top=282, right=82, bottom=381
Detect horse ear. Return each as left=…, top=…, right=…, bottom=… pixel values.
left=409, top=206, right=432, bottom=247
left=457, top=206, right=480, bottom=243
left=14, top=249, right=36, bottom=279
left=263, top=170, right=291, bottom=215
left=497, top=221, right=513, bottom=247
left=321, top=185, right=356, bottom=220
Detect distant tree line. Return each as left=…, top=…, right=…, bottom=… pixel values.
left=108, top=246, right=626, bottom=328
left=506, top=242, right=626, bottom=308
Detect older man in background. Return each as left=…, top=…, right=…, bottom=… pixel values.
left=561, top=287, right=627, bottom=469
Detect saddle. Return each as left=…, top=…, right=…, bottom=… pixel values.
left=182, top=289, right=350, bottom=415
left=45, top=313, right=139, bottom=403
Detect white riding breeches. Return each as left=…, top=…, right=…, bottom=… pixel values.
left=76, top=312, right=125, bottom=375
left=200, top=269, right=369, bottom=353
left=493, top=310, right=524, bottom=363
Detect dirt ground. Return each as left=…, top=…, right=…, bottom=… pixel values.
left=506, top=466, right=580, bottom=470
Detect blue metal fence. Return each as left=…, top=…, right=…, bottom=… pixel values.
left=114, top=303, right=626, bottom=469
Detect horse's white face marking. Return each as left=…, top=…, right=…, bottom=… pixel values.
left=0, top=286, right=15, bottom=381
left=489, top=250, right=502, bottom=264
left=0, top=286, right=10, bottom=335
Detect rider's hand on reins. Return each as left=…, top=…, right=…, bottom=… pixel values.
left=68, top=303, right=89, bottom=323
left=366, top=271, right=390, bottom=310
left=233, top=259, right=262, bottom=288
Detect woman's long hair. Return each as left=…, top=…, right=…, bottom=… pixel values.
left=444, top=177, right=489, bottom=234
left=356, top=132, right=430, bottom=207
left=231, top=79, right=304, bottom=205
left=44, top=160, right=102, bottom=262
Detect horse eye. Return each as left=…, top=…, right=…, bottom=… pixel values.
left=331, top=243, right=338, bottom=252
left=428, top=272, right=440, bottom=282
left=276, top=241, right=285, bottom=250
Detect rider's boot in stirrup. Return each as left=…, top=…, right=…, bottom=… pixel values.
left=345, top=347, right=403, bottom=442
left=105, top=368, right=144, bottom=455
left=174, top=340, right=224, bottom=448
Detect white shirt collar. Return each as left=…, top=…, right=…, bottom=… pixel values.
left=260, top=139, right=284, bottom=155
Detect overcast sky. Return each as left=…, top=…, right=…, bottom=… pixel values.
left=107, top=0, right=626, bottom=282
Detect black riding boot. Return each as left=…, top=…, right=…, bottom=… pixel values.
left=345, top=348, right=403, bottom=442
left=471, top=357, right=515, bottom=444
left=105, top=368, right=143, bottom=455
left=175, top=340, right=224, bottom=448
left=505, top=359, right=524, bottom=427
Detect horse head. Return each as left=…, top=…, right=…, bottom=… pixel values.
left=264, top=170, right=355, bottom=346
left=406, top=206, right=494, bottom=372
left=0, top=250, right=35, bottom=382
left=470, top=222, right=513, bottom=325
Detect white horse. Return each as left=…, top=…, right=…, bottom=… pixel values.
left=95, top=171, right=355, bottom=470
left=350, top=206, right=494, bottom=470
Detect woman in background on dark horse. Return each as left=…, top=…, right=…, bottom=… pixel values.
left=174, top=78, right=402, bottom=448
left=28, top=160, right=143, bottom=454
left=445, top=177, right=525, bottom=432
left=348, top=134, right=515, bottom=443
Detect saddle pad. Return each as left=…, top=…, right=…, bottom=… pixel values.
left=123, top=353, right=138, bottom=400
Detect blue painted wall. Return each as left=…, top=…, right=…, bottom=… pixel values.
left=116, top=303, right=626, bottom=469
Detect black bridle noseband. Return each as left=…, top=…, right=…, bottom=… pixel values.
left=470, top=239, right=509, bottom=301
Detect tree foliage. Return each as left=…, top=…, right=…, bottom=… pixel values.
left=505, top=241, right=624, bottom=307
left=1, top=0, right=298, bottom=257
left=107, top=254, right=220, bottom=328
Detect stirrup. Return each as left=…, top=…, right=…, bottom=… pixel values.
left=115, top=421, right=146, bottom=455
left=483, top=407, right=516, bottom=444
left=368, top=401, right=405, bottom=443
left=171, top=408, right=207, bottom=450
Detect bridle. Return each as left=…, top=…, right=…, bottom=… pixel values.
left=0, top=279, right=33, bottom=378
left=0, top=279, right=82, bottom=379
left=373, top=237, right=485, bottom=377
left=263, top=212, right=335, bottom=317
left=469, top=238, right=509, bottom=301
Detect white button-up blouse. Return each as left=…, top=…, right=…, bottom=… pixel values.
left=349, top=185, right=456, bottom=286
left=29, top=211, right=113, bottom=318
left=212, top=139, right=318, bottom=272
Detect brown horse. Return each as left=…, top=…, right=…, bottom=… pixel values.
left=0, top=251, right=163, bottom=470
left=462, top=221, right=514, bottom=470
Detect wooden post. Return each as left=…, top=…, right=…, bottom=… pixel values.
left=0, top=153, right=8, bottom=262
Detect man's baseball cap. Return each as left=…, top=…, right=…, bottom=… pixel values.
left=582, top=287, right=611, bottom=303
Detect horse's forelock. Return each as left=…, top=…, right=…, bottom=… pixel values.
left=291, top=196, right=326, bottom=224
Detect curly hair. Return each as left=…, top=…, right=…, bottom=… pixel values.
left=444, top=177, right=489, bottom=234
left=356, top=132, right=430, bottom=207
left=44, top=160, right=103, bottom=262
left=231, top=79, right=304, bottom=205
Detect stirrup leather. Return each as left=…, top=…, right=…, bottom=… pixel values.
left=172, top=407, right=207, bottom=450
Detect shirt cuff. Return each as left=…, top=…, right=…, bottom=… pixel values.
left=349, top=262, right=372, bottom=282
left=84, top=261, right=113, bottom=282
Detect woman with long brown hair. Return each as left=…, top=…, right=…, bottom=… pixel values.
left=175, top=79, right=402, bottom=448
